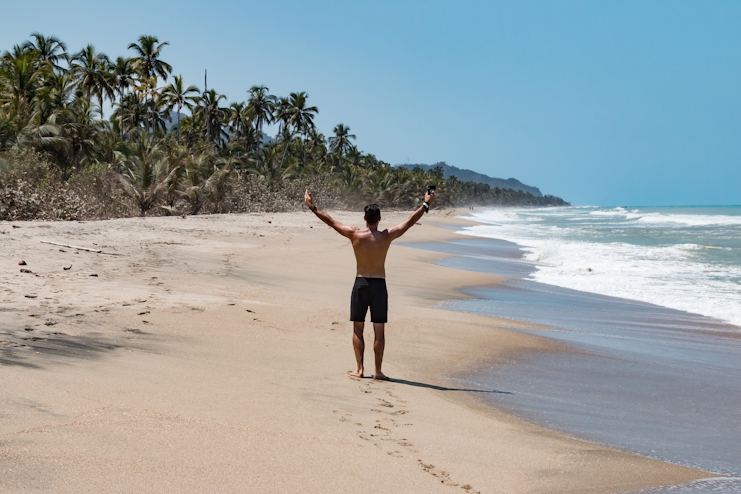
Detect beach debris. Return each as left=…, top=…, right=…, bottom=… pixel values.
left=89, top=273, right=98, bottom=277
left=44, top=320, right=57, bottom=326
left=12, top=225, right=20, bottom=228
left=138, top=311, right=150, bottom=315
left=24, top=327, right=34, bottom=331
left=0, top=230, right=7, bottom=234
left=268, top=220, right=272, bottom=224
left=40, top=240, right=102, bottom=253
left=25, top=295, right=37, bottom=298
left=18, top=260, right=26, bottom=265
left=332, top=322, right=339, bottom=325
left=245, top=309, right=254, bottom=313
left=587, top=268, right=593, bottom=272
left=63, top=265, right=72, bottom=270
left=20, top=268, right=33, bottom=274
left=59, top=249, right=66, bottom=252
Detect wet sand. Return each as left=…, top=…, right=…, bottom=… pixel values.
left=409, top=237, right=741, bottom=491
left=0, top=210, right=710, bottom=492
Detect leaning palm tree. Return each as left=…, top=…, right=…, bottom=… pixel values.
left=329, top=123, right=356, bottom=156
left=245, top=85, right=275, bottom=152
left=70, top=45, right=114, bottom=118
left=161, top=75, right=199, bottom=142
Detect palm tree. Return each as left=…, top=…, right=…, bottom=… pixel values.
left=35, top=70, right=75, bottom=123
left=128, top=35, right=171, bottom=133
left=23, top=33, right=67, bottom=72
left=70, top=45, right=114, bottom=118
left=227, top=101, right=247, bottom=140
left=246, top=85, right=275, bottom=151
left=118, top=137, right=181, bottom=215
left=329, top=123, right=356, bottom=156
left=127, top=35, right=171, bottom=85
left=161, top=75, right=199, bottom=142
left=0, top=46, right=47, bottom=123
left=248, top=142, right=294, bottom=189
left=110, top=57, right=135, bottom=136
left=113, top=92, right=146, bottom=135
left=282, top=91, right=317, bottom=166
left=194, top=89, right=228, bottom=144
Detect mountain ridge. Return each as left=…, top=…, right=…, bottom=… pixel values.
left=396, top=162, right=543, bottom=197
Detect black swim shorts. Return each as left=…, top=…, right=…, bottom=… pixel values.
left=350, top=277, right=388, bottom=323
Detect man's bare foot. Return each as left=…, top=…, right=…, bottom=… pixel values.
left=348, top=370, right=364, bottom=378
left=373, top=372, right=390, bottom=381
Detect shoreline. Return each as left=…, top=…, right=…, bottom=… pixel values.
left=0, top=210, right=710, bottom=492
left=411, top=212, right=740, bottom=491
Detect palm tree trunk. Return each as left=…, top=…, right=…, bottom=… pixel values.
left=280, top=132, right=291, bottom=169
left=177, top=101, right=181, bottom=143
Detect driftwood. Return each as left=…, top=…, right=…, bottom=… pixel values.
left=40, top=240, right=102, bottom=253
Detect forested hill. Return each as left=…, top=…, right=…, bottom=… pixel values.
left=397, top=162, right=543, bottom=197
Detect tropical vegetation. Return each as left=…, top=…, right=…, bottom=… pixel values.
left=0, top=34, right=567, bottom=221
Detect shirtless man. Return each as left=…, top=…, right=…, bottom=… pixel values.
left=304, top=188, right=435, bottom=380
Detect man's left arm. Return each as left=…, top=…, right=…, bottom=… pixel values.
left=388, top=190, right=435, bottom=241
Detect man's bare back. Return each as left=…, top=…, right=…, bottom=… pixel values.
left=304, top=189, right=435, bottom=380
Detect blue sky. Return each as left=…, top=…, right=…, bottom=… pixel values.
left=2, top=0, right=739, bottom=206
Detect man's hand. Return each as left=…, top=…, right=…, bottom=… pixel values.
left=425, top=189, right=436, bottom=204
left=304, top=189, right=315, bottom=210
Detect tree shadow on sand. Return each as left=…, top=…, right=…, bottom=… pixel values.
left=390, top=378, right=513, bottom=395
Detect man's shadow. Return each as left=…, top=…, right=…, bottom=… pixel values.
left=390, top=378, right=513, bottom=395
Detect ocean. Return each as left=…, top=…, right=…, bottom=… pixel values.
left=461, top=206, right=741, bottom=327
left=405, top=205, right=741, bottom=493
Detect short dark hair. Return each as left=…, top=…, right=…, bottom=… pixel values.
left=364, top=203, right=381, bottom=225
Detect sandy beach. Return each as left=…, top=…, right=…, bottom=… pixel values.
left=0, top=210, right=710, bottom=493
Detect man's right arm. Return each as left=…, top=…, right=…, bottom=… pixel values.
left=305, top=189, right=356, bottom=239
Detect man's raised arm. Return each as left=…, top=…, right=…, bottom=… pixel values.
left=388, top=190, right=436, bottom=241
left=304, top=189, right=356, bottom=238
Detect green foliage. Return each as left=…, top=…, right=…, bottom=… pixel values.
left=0, top=34, right=567, bottom=221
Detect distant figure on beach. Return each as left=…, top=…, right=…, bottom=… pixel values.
left=304, top=188, right=436, bottom=380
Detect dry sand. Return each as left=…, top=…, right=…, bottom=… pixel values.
left=0, top=210, right=710, bottom=493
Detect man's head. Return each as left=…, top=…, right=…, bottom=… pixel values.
left=364, top=203, right=381, bottom=226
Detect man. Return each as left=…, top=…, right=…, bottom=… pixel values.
left=304, top=188, right=436, bottom=380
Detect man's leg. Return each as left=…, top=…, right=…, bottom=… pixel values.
left=372, top=323, right=388, bottom=380
left=349, top=321, right=365, bottom=378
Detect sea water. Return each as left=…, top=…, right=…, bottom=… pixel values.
left=404, top=206, right=741, bottom=493
left=461, top=206, right=741, bottom=327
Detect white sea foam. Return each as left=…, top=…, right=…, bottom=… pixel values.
left=459, top=207, right=741, bottom=327
left=588, top=207, right=741, bottom=226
